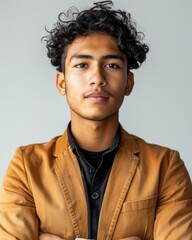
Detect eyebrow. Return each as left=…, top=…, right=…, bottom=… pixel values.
left=69, top=54, right=125, bottom=62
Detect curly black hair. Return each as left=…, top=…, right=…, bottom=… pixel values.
left=42, top=0, right=149, bottom=72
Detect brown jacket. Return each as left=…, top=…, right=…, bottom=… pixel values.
left=0, top=129, right=192, bottom=240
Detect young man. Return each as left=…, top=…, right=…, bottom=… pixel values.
left=0, top=1, right=192, bottom=240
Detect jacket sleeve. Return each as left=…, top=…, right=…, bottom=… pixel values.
left=0, top=148, right=39, bottom=240
left=153, top=151, right=192, bottom=239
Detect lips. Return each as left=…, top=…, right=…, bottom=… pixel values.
left=84, top=91, right=109, bottom=102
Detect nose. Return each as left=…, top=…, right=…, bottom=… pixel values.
left=89, top=65, right=107, bottom=87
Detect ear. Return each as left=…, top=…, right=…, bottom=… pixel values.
left=125, top=71, right=134, bottom=96
left=56, top=72, right=66, bottom=96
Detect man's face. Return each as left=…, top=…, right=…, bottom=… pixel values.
left=56, top=32, right=134, bottom=122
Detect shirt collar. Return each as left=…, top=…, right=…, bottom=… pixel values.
left=67, top=122, right=120, bottom=157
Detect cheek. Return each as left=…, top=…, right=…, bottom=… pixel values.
left=65, top=79, right=84, bottom=104
left=112, top=80, right=127, bottom=95
left=65, top=76, right=79, bottom=93
left=66, top=71, right=87, bottom=89
left=110, top=72, right=127, bottom=88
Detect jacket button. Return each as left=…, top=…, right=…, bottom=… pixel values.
left=91, top=192, right=100, bottom=200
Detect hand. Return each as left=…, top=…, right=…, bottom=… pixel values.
left=39, top=232, right=66, bottom=240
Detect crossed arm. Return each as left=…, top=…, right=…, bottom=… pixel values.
left=1, top=149, right=192, bottom=239
left=39, top=233, right=142, bottom=240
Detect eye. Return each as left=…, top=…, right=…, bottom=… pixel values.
left=105, top=63, right=120, bottom=69
left=75, top=63, right=88, bottom=68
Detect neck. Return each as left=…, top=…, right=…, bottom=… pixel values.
left=70, top=116, right=119, bottom=152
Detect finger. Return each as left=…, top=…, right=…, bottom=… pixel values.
left=39, top=232, right=65, bottom=240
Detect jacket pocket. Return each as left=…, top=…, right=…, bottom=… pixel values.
left=121, top=195, right=157, bottom=212
left=113, top=195, right=157, bottom=240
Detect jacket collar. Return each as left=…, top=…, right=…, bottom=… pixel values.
left=52, top=130, right=69, bottom=157
left=120, top=127, right=139, bottom=154
left=53, top=126, right=140, bottom=157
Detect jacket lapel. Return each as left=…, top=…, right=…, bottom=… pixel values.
left=53, top=131, right=88, bottom=238
left=98, top=129, right=139, bottom=240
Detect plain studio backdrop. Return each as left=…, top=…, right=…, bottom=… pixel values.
left=0, top=0, right=191, bottom=185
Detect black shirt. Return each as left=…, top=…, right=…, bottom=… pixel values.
left=67, top=123, right=120, bottom=239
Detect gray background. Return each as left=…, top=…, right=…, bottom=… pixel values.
left=0, top=0, right=191, bottom=185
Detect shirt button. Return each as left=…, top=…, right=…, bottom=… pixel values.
left=91, top=192, right=100, bottom=200
left=89, top=168, right=95, bottom=174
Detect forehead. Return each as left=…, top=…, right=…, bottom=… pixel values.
left=65, top=32, right=126, bottom=61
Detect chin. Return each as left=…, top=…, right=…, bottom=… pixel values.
left=71, top=108, right=118, bottom=121
left=82, top=112, right=116, bottom=121
left=84, top=116, right=108, bottom=121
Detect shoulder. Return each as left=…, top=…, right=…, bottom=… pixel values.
left=121, top=128, right=177, bottom=158
left=11, top=130, right=69, bottom=170
left=19, top=135, right=61, bottom=155
left=121, top=129, right=192, bottom=194
left=120, top=128, right=184, bottom=177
